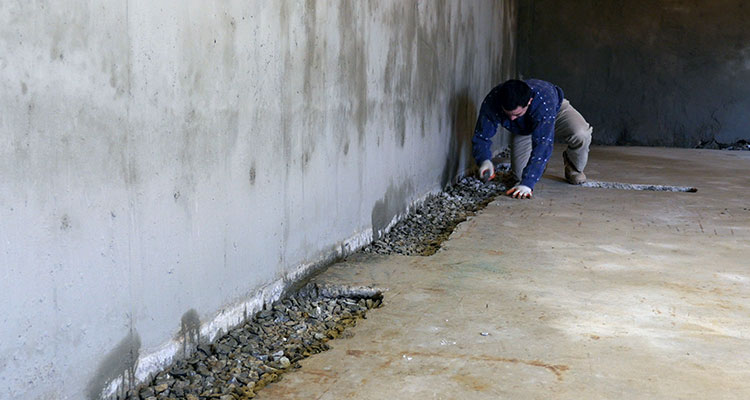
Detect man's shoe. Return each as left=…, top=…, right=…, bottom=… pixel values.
left=563, top=152, right=586, bottom=185
left=565, top=166, right=586, bottom=185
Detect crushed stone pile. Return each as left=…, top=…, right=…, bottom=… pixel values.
left=124, top=283, right=382, bottom=400
left=695, top=139, right=750, bottom=151
left=362, top=168, right=510, bottom=256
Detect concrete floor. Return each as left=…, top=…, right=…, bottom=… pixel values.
left=258, top=146, right=750, bottom=399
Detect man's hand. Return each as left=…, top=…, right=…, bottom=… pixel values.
left=479, top=160, right=495, bottom=182
left=506, top=185, right=533, bottom=199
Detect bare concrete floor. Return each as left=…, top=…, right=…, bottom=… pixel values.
left=258, top=146, right=750, bottom=399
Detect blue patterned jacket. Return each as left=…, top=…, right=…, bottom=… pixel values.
left=472, top=79, right=564, bottom=189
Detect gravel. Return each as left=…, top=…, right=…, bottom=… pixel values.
left=123, top=283, right=383, bottom=400
left=580, top=181, right=698, bottom=193
left=695, top=139, right=750, bottom=151
left=361, top=166, right=510, bottom=256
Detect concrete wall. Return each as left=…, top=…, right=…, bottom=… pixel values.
left=0, top=1, right=515, bottom=398
left=518, top=0, right=750, bottom=147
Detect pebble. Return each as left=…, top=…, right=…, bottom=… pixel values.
left=153, top=383, right=168, bottom=393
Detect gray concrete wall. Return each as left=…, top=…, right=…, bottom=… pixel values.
left=0, top=1, right=516, bottom=398
left=518, top=0, right=750, bottom=147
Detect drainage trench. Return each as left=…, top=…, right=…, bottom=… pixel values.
left=363, top=174, right=510, bottom=256
left=124, top=283, right=383, bottom=400
left=121, top=174, right=510, bottom=400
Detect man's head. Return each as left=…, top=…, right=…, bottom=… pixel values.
left=499, top=80, right=533, bottom=121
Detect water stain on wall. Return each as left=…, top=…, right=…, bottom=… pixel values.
left=371, top=180, right=415, bottom=239
left=441, top=92, right=477, bottom=188
left=302, top=0, right=318, bottom=106
left=86, top=329, right=141, bottom=400
left=383, top=3, right=417, bottom=97
left=415, top=6, right=441, bottom=105
left=220, top=12, right=238, bottom=75
left=46, top=7, right=91, bottom=62
left=278, top=0, right=294, bottom=171
left=395, top=103, right=407, bottom=148
left=180, top=309, right=202, bottom=356
left=337, top=1, right=369, bottom=145
left=301, top=0, right=320, bottom=166
left=60, top=214, right=71, bottom=231
left=302, top=150, right=311, bottom=168
left=501, top=0, right=517, bottom=79
left=249, top=164, right=257, bottom=185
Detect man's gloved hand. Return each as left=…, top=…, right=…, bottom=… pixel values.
left=479, top=160, right=495, bottom=182
left=506, top=185, right=533, bottom=199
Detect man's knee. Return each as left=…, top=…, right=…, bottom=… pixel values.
left=567, top=124, right=592, bottom=149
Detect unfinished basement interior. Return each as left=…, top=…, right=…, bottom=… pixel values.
left=2, top=1, right=750, bottom=399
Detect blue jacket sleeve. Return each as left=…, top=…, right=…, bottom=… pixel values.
left=471, top=102, right=499, bottom=165
left=520, top=119, right=555, bottom=190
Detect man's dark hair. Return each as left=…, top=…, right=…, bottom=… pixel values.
left=498, top=79, right=533, bottom=111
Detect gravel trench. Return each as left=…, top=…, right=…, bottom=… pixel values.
left=124, top=284, right=383, bottom=400
left=362, top=174, right=509, bottom=256
left=121, top=168, right=509, bottom=400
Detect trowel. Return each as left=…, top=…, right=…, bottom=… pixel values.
left=481, top=169, right=496, bottom=183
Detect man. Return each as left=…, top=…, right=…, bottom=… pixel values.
left=472, top=79, right=592, bottom=199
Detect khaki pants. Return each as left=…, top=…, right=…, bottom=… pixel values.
left=511, top=99, right=592, bottom=182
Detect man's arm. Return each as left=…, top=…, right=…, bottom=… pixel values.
left=519, top=118, right=555, bottom=190
left=471, top=101, right=500, bottom=165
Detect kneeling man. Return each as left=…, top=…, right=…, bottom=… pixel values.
left=472, top=79, right=593, bottom=199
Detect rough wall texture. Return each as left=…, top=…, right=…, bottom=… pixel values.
left=518, top=0, right=750, bottom=147
left=0, top=1, right=515, bottom=398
